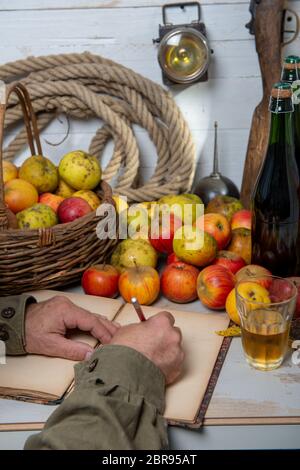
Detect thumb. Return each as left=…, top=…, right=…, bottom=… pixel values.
left=53, top=337, right=94, bottom=361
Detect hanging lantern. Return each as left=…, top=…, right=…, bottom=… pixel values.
left=153, top=2, right=210, bottom=85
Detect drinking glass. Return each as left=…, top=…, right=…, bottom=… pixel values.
left=236, top=275, right=297, bottom=371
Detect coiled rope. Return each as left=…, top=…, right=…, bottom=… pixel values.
left=0, top=52, right=196, bottom=202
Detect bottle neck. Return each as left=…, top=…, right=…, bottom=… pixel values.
left=281, top=67, right=300, bottom=84
left=268, top=97, right=294, bottom=147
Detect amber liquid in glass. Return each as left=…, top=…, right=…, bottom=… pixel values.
left=241, top=310, right=289, bottom=370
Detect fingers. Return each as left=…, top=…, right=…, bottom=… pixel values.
left=49, top=336, right=94, bottom=361
left=150, top=310, right=175, bottom=326
left=61, top=301, right=118, bottom=344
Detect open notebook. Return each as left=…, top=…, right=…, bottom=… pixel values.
left=0, top=290, right=230, bottom=426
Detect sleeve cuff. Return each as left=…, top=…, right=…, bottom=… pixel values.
left=74, top=345, right=166, bottom=413
left=0, top=294, right=36, bottom=355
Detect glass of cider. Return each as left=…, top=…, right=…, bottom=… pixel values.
left=236, top=275, right=297, bottom=371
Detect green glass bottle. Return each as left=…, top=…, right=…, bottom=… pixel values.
left=251, top=82, right=299, bottom=276
left=281, top=55, right=300, bottom=175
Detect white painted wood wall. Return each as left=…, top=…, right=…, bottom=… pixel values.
left=1, top=0, right=300, bottom=192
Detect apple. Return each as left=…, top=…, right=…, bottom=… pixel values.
left=213, top=250, right=246, bottom=274
left=149, top=213, right=182, bottom=254
left=225, top=288, right=241, bottom=325
left=267, top=277, right=297, bottom=305
left=161, top=262, right=199, bottom=303
left=158, top=193, right=203, bottom=225
left=206, top=195, right=243, bottom=222
left=236, top=281, right=270, bottom=308
left=82, top=264, right=119, bottom=298
left=118, top=265, right=160, bottom=305
left=127, top=203, right=150, bottom=240
left=39, top=192, right=64, bottom=213
left=197, top=265, right=235, bottom=310
left=227, top=228, right=251, bottom=264
left=57, top=197, right=92, bottom=223
left=231, top=209, right=252, bottom=230
left=286, top=277, right=300, bottom=319
left=173, top=226, right=217, bottom=267
left=167, top=252, right=181, bottom=265
left=111, top=239, right=158, bottom=271
left=236, top=265, right=272, bottom=288
left=194, top=213, right=231, bottom=250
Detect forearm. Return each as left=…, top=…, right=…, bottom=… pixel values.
left=0, top=294, right=35, bottom=355
left=25, top=345, right=168, bottom=450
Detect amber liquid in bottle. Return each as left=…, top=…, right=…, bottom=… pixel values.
left=251, top=83, right=299, bottom=276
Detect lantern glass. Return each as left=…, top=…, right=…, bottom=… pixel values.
left=158, top=27, right=209, bottom=84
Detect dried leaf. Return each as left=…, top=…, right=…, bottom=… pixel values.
left=216, top=325, right=241, bottom=337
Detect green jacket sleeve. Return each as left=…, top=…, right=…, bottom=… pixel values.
left=0, top=294, right=36, bottom=355
left=25, top=345, right=168, bottom=450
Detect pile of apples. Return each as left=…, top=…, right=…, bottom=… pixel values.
left=82, top=193, right=289, bottom=325
left=3, top=150, right=103, bottom=229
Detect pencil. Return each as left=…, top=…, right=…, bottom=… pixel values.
left=131, top=297, right=147, bottom=322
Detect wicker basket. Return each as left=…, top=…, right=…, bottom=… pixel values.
left=0, top=83, right=118, bottom=296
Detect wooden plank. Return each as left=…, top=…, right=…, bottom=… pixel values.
left=0, top=1, right=252, bottom=12
left=0, top=4, right=252, bottom=45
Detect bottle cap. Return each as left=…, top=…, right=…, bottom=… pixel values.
left=271, top=82, right=292, bottom=99
left=283, top=55, right=300, bottom=70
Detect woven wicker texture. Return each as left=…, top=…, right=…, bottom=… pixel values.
left=0, top=82, right=118, bottom=296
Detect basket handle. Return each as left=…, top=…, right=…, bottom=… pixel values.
left=0, top=82, right=43, bottom=230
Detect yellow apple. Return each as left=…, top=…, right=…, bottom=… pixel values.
left=236, top=281, right=270, bottom=309
left=158, top=194, right=203, bottom=225
left=111, top=239, right=158, bottom=271
left=112, top=195, right=129, bottom=214
left=73, top=190, right=101, bottom=211
left=225, top=288, right=241, bottom=325
left=173, top=225, right=217, bottom=267
left=59, top=150, right=101, bottom=190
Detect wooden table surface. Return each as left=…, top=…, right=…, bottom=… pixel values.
left=0, top=285, right=300, bottom=450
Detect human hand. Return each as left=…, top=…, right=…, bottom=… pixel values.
left=25, top=296, right=120, bottom=361
left=110, top=311, right=184, bottom=384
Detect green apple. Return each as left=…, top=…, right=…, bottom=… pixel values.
left=181, top=193, right=203, bottom=204
left=205, top=195, right=243, bottom=222
left=158, top=194, right=203, bottom=225
left=111, top=239, right=158, bottom=271
left=173, top=225, right=217, bottom=267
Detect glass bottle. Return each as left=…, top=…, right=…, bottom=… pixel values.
left=281, top=55, right=300, bottom=175
left=251, top=82, right=299, bottom=276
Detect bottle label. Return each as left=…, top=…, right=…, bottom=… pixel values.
left=292, top=80, right=300, bottom=104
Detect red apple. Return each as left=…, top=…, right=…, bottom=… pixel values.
left=231, top=209, right=252, bottom=230
left=149, top=213, right=182, bottom=254
left=286, top=277, right=300, bottom=319
left=118, top=265, right=160, bottom=305
left=213, top=250, right=246, bottom=274
left=167, top=252, right=181, bottom=265
left=197, top=265, right=235, bottom=310
left=268, top=277, right=296, bottom=304
left=194, top=213, right=231, bottom=250
left=82, top=264, right=119, bottom=298
left=161, top=262, right=199, bottom=303
left=58, top=197, right=92, bottom=223
left=236, top=265, right=272, bottom=289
